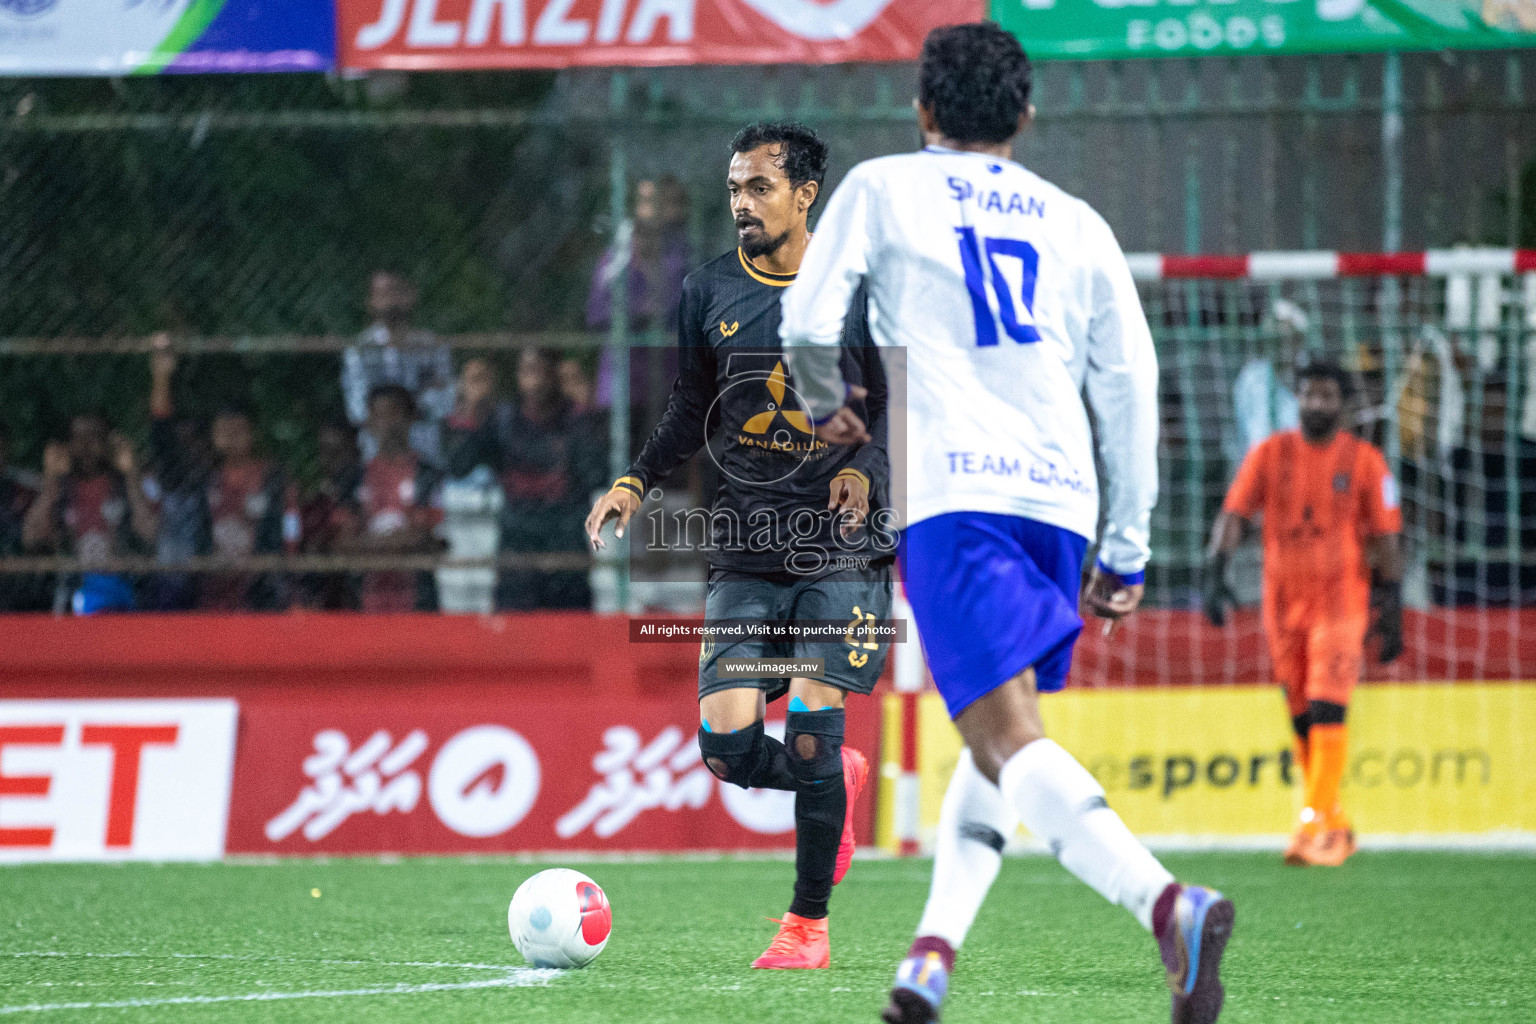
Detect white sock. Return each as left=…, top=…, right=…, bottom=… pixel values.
left=999, top=738, right=1175, bottom=932
left=914, top=749, right=1018, bottom=949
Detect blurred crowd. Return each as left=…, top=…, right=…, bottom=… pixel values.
left=0, top=274, right=615, bottom=615
left=0, top=176, right=698, bottom=616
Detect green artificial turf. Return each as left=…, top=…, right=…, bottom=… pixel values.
left=0, top=853, right=1531, bottom=1023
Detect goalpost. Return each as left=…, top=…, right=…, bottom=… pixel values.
left=882, top=248, right=1536, bottom=852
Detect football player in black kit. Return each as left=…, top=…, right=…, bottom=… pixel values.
left=585, top=122, right=892, bottom=970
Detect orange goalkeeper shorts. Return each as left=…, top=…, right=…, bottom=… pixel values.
left=1268, top=615, right=1368, bottom=717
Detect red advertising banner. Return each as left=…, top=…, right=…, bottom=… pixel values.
left=0, top=699, right=236, bottom=862
left=0, top=614, right=884, bottom=858
left=338, top=0, right=984, bottom=71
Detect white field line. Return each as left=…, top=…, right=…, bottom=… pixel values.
left=0, top=954, right=559, bottom=1014
left=3, top=953, right=520, bottom=970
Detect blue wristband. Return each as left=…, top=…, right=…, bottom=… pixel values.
left=1097, top=560, right=1145, bottom=586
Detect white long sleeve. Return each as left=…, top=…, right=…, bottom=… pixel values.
left=779, top=148, right=1160, bottom=562
left=780, top=166, right=875, bottom=420
left=1081, top=211, right=1159, bottom=575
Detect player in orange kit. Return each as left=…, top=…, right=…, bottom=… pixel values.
left=1204, top=358, right=1403, bottom=866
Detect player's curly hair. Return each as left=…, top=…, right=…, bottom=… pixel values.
left=730, top=122, right=829, bottom=209
left=919, top=23, right=1032, bottom=145
left=1295, top=357, right=1358, bottom=400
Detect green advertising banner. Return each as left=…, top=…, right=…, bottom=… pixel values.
left=992, top=0, right=1536, bottom=59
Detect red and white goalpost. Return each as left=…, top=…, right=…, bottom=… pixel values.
left=883, top=248, right=1536, bottom=854
left=1125, top=248, right=1536, bottom=281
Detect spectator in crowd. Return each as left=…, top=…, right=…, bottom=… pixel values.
left=149, top=338, right=294, bottom=611
left=440, top=358, right=514, bottom=613
left=297, top=421, right=364, bottom=610
left=1394, top=324, right=1473, bottom=561
left=559, top=355, right=598, bottom=418
left=1396, top=325, right=1469, bottom=466
left=1435, top=375, right=1536, bottom=606
left=587, top=178, right=689, bottom=430
left=342, top=271, right=455, bottom=468
left=146, top=336, right=214, bottom=611
left=202, top=405, right=296, bottom=611
left=444, top=357, right=516, bottom=480
left=557, top=356, right=609, bottom=485
left=333, top=384, right=444, bottom=612
left=559, top=356, right=610, bottom=472
left=585, top=176, right=692, bottom=334
left=21, top=413, right=158, bottom=613
left=1230, top=297, right=1305, bottom=460
left=0, top=422, right=50, bottom=612
left=496, top=348, right=606, bottom=611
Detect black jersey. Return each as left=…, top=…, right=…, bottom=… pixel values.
left=615, top=247, right=890, bottom=576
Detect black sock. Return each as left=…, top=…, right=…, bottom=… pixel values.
left=785, top=707, right=845, bottom=920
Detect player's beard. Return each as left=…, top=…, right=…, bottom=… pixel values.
left=1299, top=410, right=1341, bottom=442
left=738, top=220, right=791, bottom=259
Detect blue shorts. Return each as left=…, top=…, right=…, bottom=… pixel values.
left=899, top=512, right=1087, bottom=718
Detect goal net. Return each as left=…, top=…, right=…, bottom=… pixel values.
left=1095, top=248, right=1536, bottom=689
left=883, top=249, right=1536, bottom=850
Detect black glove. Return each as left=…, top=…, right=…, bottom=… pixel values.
left=1202, top=552, right=1235, bottom=628
left=1372, top=581, right=1404, bottom=663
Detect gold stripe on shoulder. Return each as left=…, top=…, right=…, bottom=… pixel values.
left=738, top=248, right=795, bottom=288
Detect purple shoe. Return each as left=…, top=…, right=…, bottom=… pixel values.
left=882, top=950, right=947, bottom=1024
left=1158, top=885, right=1235, bottom=1024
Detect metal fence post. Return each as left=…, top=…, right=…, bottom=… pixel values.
left=608, top=70, right=631, bottom=613
left=1382, top=50, right=1404, bottom=254
left=1381, top=50, right=1404, bottom=464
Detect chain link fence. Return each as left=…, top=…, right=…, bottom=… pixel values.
left=0, top=52, right=1532, bottom=611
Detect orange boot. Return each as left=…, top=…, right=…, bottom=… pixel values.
left=1282, top=734, right=1316, bottom=865
left=1296, top=724, right=1355, bottom=867
left=752, top=913, right=831, bottom=969
left=834, top=747, right=869, bottom=885
left=1283, top=809, right=1322, bottom=866
left=1305, top=807, right=1358, bottom=867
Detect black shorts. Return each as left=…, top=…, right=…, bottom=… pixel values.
left=697, top=563, right=893, bottom=704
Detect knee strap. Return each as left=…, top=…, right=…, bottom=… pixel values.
left=785, top=708, right=845, bottom=783
left=698, top=722, right=759, bottom=789
left=697, top=721, right=795, bottom=791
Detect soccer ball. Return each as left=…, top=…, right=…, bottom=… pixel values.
left=508, top=868, right=612, bottom=969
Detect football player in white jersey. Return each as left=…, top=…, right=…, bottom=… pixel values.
left=779, top=23, right=1234, bottom=1024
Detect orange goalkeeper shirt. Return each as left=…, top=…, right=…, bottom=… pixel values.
left=1223, top=430, right=1401, bottom=623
